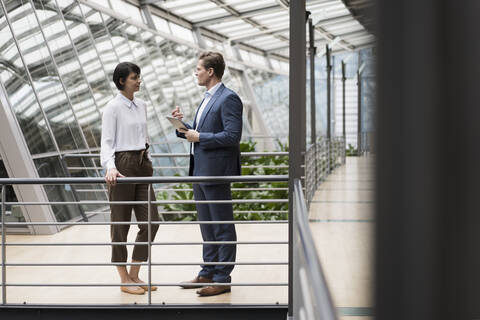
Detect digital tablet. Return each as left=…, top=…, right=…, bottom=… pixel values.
left=166, top=116, right=188, bottom=131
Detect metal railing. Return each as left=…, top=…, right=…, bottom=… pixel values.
left=63, top=152, right=289, bottom=174
left=61, top=142, right=344, bottom=209
left=305, top=137, right=346, bottom=205
left=0, top=175, right=288, bottom=306
left=56, top=152, right=290, bottom=223
left=1, top=149, right=342, bottom=318
left=293, top=179, right=336, bottom=319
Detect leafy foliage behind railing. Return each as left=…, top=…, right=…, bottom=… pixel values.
left=157, top=140, right=288, bottom=221
left=346, top=143, right=359, bottom=156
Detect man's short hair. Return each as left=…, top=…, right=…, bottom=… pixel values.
left=199, top=52, right=225, bottom=80
left=113, top=62, right=141, bottom=90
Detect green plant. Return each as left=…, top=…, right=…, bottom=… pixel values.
left=157, top=177, right=195, bottom=221
left=346, top=143, right=358, bottom=156
left=157, top=140, right=289, bottom=221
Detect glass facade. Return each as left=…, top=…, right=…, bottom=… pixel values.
left=0, top=0, right=289, bottom=226
left=245, top=69, right=289, bottom=143
left=305, top=48, right=376, bottom=148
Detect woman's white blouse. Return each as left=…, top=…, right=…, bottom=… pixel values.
left=100, top=93, right=148, bottom=170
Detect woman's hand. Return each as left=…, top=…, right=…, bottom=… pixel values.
left=105, top=168, right=125, bottom=186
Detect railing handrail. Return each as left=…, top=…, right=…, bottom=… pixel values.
left=63, top=152, right=289, bottom=158
left=0, top=175, right=288, bottom=185
left=294, top=179, right=337, bottom=319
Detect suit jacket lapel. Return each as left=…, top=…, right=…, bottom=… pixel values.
left=197, top=84, right=225, bottom=130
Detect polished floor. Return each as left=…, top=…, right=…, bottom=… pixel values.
left=309, top=156, right=374, bottom=319
left=0, top=223, right=288, bottom=305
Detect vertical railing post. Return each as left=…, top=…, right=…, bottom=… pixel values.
left=147, top=184, right=152, bottom=305
left=357, top=69, right=362, bottom=155
left=308, top=17, right=317, bottom=189
left=316, top=142, right=320, bottom=186
left=1, top=185, right=6, bottom=304
left=342, top=61, right=347, bottom=164
left=326, top=45, right=332, bottom=172
left=289, top=0, right=306, bottom=317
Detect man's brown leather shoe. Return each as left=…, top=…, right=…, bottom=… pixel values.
left=179, top=276, right=212, bottom=289
left=196, top=285, right=231, bottom=297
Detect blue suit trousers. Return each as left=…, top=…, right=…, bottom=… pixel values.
left=193, top=183, right=237, bottom=283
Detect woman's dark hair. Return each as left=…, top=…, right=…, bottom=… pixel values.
left=199, top=52, right=225, bottom=79
left=113, top=62, right=141, bottom=90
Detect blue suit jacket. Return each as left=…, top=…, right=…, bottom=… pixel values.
left=176, top=84, right=243, bottom=179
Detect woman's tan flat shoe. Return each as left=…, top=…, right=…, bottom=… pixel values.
left=120, top=285, right=145, bottom=295
left=139, top=285, right=157, bottom=291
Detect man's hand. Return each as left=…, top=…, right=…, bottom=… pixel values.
left=105, top=168, right=125, bottom=186
left=184, top=129, right=200, bottom=142
left=171, top=106, right=183, bottom=120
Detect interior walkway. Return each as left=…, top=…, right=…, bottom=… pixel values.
left=309, top=156, right=374, bottom=319
left=0, top=156, right=373, bottom=317
left=0, top=223, right=287, bottom=305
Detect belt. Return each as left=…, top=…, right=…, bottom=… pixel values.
left=115, top=143, right=150, bottom=166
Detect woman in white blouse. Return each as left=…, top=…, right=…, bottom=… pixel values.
left=100, top=62, right=159, bottom=295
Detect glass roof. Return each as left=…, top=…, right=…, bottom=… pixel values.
left=152, top=0, right=374, bottom=57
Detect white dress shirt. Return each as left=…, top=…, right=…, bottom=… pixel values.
left=101, top=93, right=148, bottom=170
left=191, top=82, right=222, bottom=154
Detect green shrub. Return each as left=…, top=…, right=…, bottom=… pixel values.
left=346, top=143, right=358, bottom=156
left=157, top=140, right=288, bottom=221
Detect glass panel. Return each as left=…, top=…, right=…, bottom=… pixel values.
left=186, top=8, right=229, bottom=21
left=162, top=40, right=200, bottom=162
left=86, top=0, right=110, bottom=9
left=5, top=0, right=86, bottom=152
left=151, top=37, right=191, bottom=159
left=80, top=5, right=119, bottom=95
left=223, top=68, right=252, bottom=137
left=250, top=52, right=267, bottom=66
left=168, top=22, right=195, bottom=43
left=245, top=68, right=289, bottom=142
left=0, top=1, right=56, bottom=155
left=102, top=14, right=134, bottom=61
left=203, top=36, right=225, bottom=52
left=175, top=2, right=217, bottom=15
left=34, top=156, right=82, bottom=222
left=152, top=15, right=170, bottom=34
left=63, top=156, right=108, bottom=214
left=120, top=23, right=179, bottom=176
left=109, top=0, right=143, bottom=24
left=170, top=42, right=202, bottom=120
left=138, top=31, right=173, bottom=141
left=0, top=160, right=26, bottom=226
left=36, top=0, right=102, bottom=149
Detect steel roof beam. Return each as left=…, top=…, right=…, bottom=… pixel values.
left=230, top=27, right=290, bottom=43
left=230, top=13, right=354, bottom=45
left=193, top=4, right=282, bottom=27
left=203, top=0, right=290, bottom=45
left=265, top=28, right=365, bottom=53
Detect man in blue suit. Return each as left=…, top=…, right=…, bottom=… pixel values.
left=171, top=52, right=243, bottom=296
